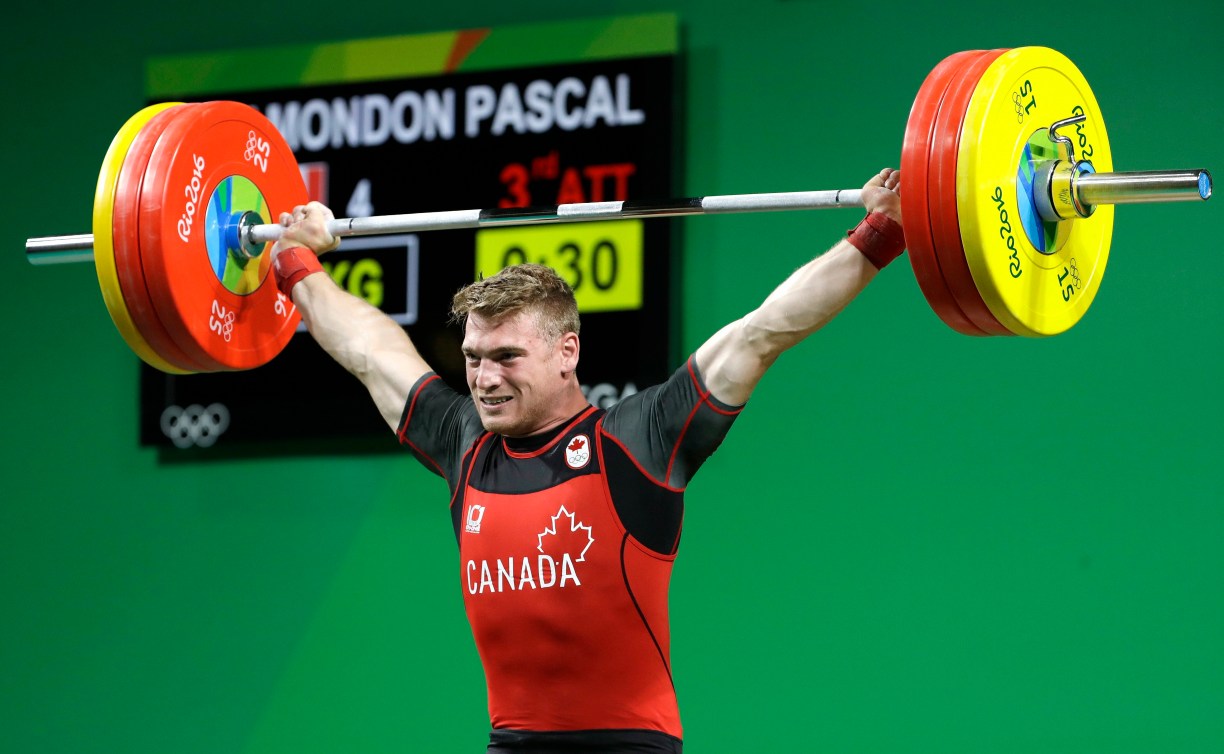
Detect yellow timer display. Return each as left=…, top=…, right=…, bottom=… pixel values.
left=475, top=221, right=644, bottom=313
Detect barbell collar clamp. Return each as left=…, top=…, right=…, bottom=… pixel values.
left=1048, top=114, right=1088, bottom=163
left=1035, top=160, right=1096, bottom=222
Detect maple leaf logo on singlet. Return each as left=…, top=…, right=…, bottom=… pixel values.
left=537, top=506, right=595, bottom=562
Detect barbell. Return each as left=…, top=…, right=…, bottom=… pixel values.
left=25, top=46, right=1212, bottom=373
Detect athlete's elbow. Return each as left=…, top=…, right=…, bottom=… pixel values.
left=738, top=313, right=802, bottom=366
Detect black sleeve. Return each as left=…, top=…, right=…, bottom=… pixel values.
left=602, top=355, right=743, bottom=489
left=396, top=373, right=485, bottom=498
left=599, top=356, right=743, bottom=555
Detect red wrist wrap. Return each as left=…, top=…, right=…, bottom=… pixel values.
left=273, top=246, right=324, bottom=297
left=846, top=212, right=906, bottom=270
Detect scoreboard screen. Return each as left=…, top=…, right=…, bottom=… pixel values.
left=139, top=14, right=679, bottom=452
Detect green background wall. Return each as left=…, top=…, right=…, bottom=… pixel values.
left=2, top=2, right=1221, bottom=753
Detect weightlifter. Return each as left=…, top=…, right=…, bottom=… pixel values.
left=268, top=167, right=905, bottom=753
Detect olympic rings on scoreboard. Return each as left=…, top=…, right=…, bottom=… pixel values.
left=160, top=403, right=231, bottom=448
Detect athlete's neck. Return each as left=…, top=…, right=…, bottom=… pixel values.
left=503, top=406, right=594, bottom=452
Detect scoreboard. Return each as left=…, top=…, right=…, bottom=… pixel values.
left=140, top=14, right=679, bottom=452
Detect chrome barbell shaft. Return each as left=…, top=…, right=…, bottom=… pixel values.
left=1075, top=169, right=1212, bottom=207
left=25, top=234, right=97, bottom=265
left=24, top=189, right=867, bottom=265
left=23, top=168, right=1213, bottom=265
left=250, top=189, right=868, bottom=244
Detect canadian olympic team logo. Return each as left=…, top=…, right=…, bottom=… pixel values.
left=160, top=403, right=231, bottom=448
left=564, top=434, right=590, bottom=469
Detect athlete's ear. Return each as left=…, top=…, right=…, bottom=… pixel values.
left=558, top=331, right=580, bottom=375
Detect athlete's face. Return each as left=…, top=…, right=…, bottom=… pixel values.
left=462, top=310, right=579, bottom=437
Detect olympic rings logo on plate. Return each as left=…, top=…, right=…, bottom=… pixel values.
left=244, top=129, right=270, bottom=173
left=210, top=301, right=237, bottom=342
left=160, top=403, right=231, bottom=448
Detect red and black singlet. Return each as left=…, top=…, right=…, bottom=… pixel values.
left=398, top=357, right=741, bottom=751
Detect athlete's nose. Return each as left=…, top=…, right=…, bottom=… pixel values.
left=472, top=359, right=502, bottom=391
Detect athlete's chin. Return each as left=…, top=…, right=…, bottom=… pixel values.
left=478, top=410, right=522, bottom=436
left=480, top=417, right=506, bottom=434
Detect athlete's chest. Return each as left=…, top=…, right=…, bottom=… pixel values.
left=459, top=430, right=623, bottom=592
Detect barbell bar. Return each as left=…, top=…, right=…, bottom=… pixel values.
left=25, top=169, right=1210, bottom=265
left=21, top=46, right=1214, bottom=373
left=27, top=188, right=871, bottom=265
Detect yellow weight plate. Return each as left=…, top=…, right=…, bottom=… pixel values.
left=956, top=47, right=1113, bottom=337
left=92, top=102, right=193, bottom=373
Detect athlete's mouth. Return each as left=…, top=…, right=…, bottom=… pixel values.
left=480, top=396, right=512, bottom=407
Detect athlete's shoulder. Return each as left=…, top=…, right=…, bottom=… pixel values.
left=399, top=372, right=486, bottom=479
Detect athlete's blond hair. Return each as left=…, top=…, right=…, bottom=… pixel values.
left=451, top=263, right=581, bottom=343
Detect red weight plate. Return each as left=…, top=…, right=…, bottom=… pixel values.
left=112, top=103, right=215, bottom=371
left=139, top=101, right=307, bottom=371
left=92, top=103, right=191, bottom=375
left=900, top=50, right=989, bottom=336
left=929, top=48, right=1012, bottom=335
